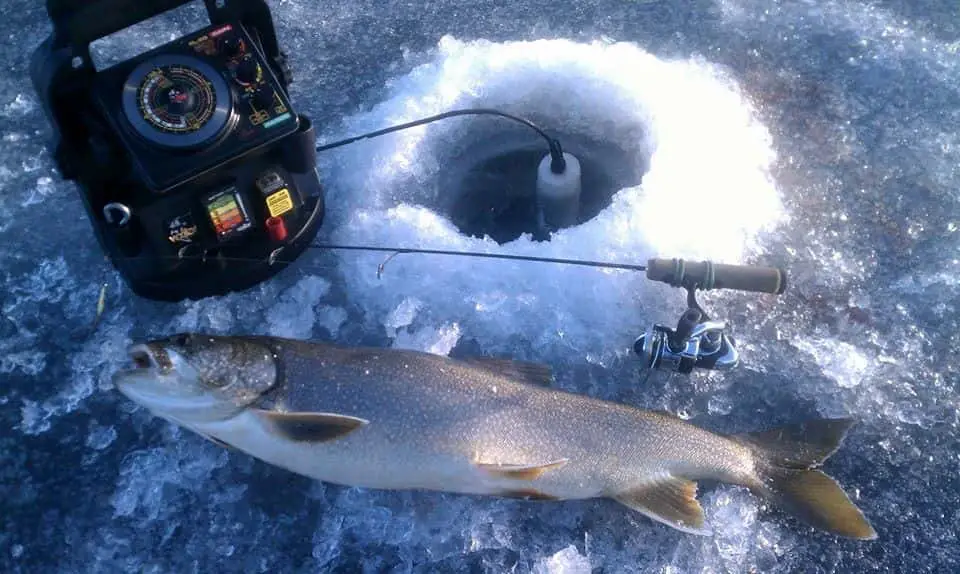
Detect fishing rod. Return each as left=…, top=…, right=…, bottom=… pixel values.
left=307, top=243, right=649, bottom=278
left=111, top=240, right=787, bottom=376
left=304, top=243, right=787, bottom=375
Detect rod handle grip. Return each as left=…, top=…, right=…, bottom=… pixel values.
left=646, top=258, right=787, bottom=294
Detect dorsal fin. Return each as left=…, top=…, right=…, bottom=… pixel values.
left=463, top=356, right=554, bottom=386
left=613, top=476, right=711, bottom=536
left=253, top=409, right=369, bottom=443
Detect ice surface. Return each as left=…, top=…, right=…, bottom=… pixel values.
left=3, top=0, right=960, bottom=572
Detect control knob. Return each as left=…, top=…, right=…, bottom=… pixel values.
left=219, top=35, right=244, bottom=59
left=234, top=58, right=261, bottom=85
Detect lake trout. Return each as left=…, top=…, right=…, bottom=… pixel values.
left=111, top=333, right=876, bottom=540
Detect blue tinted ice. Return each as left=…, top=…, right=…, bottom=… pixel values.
left=3, top=0, right=959, bottom=572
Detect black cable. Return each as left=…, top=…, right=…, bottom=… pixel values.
left=314, top=108, right=568, bottom=173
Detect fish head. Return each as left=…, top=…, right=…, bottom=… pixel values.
left=112, top=333, right=278, bottom=425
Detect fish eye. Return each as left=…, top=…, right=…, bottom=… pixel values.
left=173, top=334, right=192, bottom=346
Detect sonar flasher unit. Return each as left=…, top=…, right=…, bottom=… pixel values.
left=30, top=0, right=324, bottom=301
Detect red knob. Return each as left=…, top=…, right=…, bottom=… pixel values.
left=266, top=216, right=287, bottom=241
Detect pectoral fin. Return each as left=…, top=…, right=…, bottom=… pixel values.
left=614, top=476, right=711, bottom=536
left=499, top=488, right=560, bottom=500
left=253, top=409, right=369, bottom=443
left=475, top=458, right=569, bottom=480
left=200, top=433, right=236, bottom=451
left=463, top=356, right=554, bottom=386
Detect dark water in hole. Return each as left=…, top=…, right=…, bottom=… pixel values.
left=443, top=135, right=647, bottom=244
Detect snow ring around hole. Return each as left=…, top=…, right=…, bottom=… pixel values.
left=317, top=36, right=785, bottom=359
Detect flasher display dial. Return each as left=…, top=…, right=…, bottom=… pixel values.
left=122, top=54, right=233, bottom=150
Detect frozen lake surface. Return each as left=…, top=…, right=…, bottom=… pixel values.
left=2, top=0, right=959, bottom=572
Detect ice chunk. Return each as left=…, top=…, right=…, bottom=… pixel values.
left=392, top=322, right=462, bottom=355
left=1, top=93, right=34, bottom=117
left=111, top=442, right=229, bottom=521
left=532, top=545, right=592, bottom=574
left=19, top=400, right=49, bottom=435
left=708, top=393, right=734, bottom=415
left=385, top=297, right=423, bottom=336
left=265, top=276, right=333, bottom=339
left=315, top=305, right=348, bottom=337
left=0, top=350, right=47, bottom=376
left=793, top=337, right=871, bottom=389
left=86, top=425, right=118, bottom=450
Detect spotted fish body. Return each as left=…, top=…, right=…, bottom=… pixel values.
left=112, top=334, right=876, bottom=540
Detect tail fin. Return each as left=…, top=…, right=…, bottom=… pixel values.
left=734, top=418, right=877, bottom=540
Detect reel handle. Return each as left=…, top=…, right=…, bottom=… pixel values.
left=646, top=258, right=787, bottom=295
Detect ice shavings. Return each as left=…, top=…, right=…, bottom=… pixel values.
left=2, top=257, right=133, bottom=435
left=1, top=93, right=34, bottom=117
left=168, top=295, right=239, bottom=334
left=159, top=274, right=346, bottom=341
left=315, top=305, right=348, bottom=337
left=691, top=487, right=797, bottom=573
left=532, top=545, right=592, bottom=574
left=793, top=337, right=871, bottom=389
left=0, top=350, right=47, bottom=377
left=392, top=322, right=462, bottom=355
left=110, top=431, right=233, bottom=521
left=385, top=296, right=423, bottom=337
left=18, top=327, right=132, bottom=435
left=86, top=424, right=118, bottom=451
left=20, top=175, right=55, bottom=207
left=264, top=275, right=333, bottom=339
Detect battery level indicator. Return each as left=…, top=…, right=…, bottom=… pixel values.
left=205, top=187, right=252, bottom=239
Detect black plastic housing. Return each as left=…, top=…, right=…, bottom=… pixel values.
left=30, top=0, right=324, bottom=301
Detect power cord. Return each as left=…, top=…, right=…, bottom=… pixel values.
left=314, top=108, right=568, bottom=173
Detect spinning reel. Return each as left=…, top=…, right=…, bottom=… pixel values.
left=634, top=258, right=787, bottom=375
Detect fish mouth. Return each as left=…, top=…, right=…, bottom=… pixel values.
left=112, top=343, right=174, bottom=392
left=113, top=343, right=203, bottom=405
left=125, top=343, right=172, bottom=373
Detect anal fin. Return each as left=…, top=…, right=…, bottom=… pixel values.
left=475, top=458, right=569, bottom=480
left=613, top=476, right=711, bottom=536
left=253, top=409, right=369, bottom=443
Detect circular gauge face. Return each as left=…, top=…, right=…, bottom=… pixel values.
left=122, top=54, right=233, bottom=149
